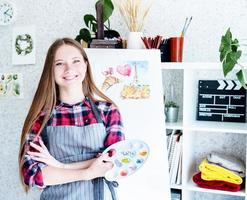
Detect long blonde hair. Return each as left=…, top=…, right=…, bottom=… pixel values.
left=18, top=38, right=114, bottom=192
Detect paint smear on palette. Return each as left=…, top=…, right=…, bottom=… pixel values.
left=103, top=139, right=149, bottom=181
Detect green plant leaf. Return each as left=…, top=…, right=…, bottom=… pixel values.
left=232, top=39, right=239, bottom=51
left=236, top=69, right=247, bottom=89
left=104, top=29, right=120, bottom=38
left=75, top=28, right=91, bottom=43
left=75, top=35, right=83, bottom=43
left=84, top=14, right=97, bottom=31
left=222, top=50, right=241, bottom=76
left=219, top=28, right=232, bottom=62
left=219, top=28, right=242, bottom=77
left=97, top=0, right=114, bottom=23
left=165, top=101, right=178, bottom=108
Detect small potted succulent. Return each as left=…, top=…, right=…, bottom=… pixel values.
left=165, top=100, right=179, bottom=123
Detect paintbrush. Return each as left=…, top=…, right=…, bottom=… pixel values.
left=181, top=16, right=193, bottom=37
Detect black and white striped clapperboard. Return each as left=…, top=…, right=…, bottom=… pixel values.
left=197, top=80, right=246, bottom=122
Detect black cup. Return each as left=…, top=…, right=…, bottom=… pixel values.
left=160, top=42, right=170, bottom=62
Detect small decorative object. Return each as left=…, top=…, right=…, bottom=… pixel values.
left=165, top=101, right=179, bottom=123
left=127, top=31, right=143, bottom=49
left=15, top=34, right=33, bottom=55
left=197, top=80, right=246, bottom=122
left=12, top=26, right=36, bottom=65
left=89, top=38, right=122, bottom=48
left=219, top=28, right=247, bottom=89
left=0, top=1, right=16, bottom=26
left=0, top=73, right=23, bottom=98
left=102, top=139, right=149, bottom=181
left=114, top=0, right=153, bottom=49
left=75, top=0, right=121, bottom=47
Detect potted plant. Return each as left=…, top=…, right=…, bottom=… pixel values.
left=165, top=100, right=179, bottom=123
left=219, top=28, right=247, bottom=89
left=75, top=0, right=120, bottom=45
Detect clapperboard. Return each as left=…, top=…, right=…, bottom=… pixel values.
left=197, top=80, right=246, bottom=122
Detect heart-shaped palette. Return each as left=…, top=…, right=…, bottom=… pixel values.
left=103, top=139, right=149, bottom=181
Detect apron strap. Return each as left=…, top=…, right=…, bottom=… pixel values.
left=41, top=125, right=49, bottom=149
left=88, top=97, right=103, bottom=124
left=93, top=177, right=118, bottom=200
left=104, top=178, right=119, bottom=200
left=88, top=98, right=119, bottom=200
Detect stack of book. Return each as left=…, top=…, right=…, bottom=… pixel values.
left=171, top=189, right=181, bottom=200
left=167, top=129, right=183, bottom=185
left=89, top=39, right=123, bottom=48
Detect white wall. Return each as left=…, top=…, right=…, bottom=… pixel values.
left=0, top=0, right=247, bottom=199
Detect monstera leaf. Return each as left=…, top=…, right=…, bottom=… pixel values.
left=219, top=28, right=246, bottom=88
left=100, top=0, right=114, bottom=23
left=84, top=14, right=97, bottom=32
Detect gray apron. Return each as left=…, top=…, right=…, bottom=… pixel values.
left=40, top=98, right=118, bottom=200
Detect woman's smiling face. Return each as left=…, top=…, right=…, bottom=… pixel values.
left=53, top=44, right=87, bottom=89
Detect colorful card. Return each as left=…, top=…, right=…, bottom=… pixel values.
left=103, top=139, right=149, bottom=181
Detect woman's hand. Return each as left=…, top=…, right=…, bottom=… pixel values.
left=87, top=153, right=113, bottom=179
left=27, top=138, right=64, bottom=169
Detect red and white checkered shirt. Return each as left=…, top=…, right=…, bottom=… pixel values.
left=22, top=98, right=125, bottom=188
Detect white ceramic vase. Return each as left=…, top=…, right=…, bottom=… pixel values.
left=127, top=32, right=144, bottom=49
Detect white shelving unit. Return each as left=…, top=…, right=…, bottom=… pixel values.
left=162, top=62, right=247, bottom=200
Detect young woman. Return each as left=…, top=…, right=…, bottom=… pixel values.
left=18, top=38, right=125, bottom=200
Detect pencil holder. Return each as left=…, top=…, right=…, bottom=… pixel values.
left=160, top=42, right=170, bottom=62
left=169, top=37, right=184, bottom=62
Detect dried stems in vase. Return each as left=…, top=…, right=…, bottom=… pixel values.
left=114, top=0, right=153, bottom=32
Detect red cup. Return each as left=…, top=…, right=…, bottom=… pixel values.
left=169, top=37, right=184, bottom=62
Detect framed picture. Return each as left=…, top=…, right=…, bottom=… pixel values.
left=12, top=26, right=36, bottom=65
left=0, top=73, right=23, bottom=98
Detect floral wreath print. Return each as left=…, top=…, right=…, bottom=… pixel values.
left=15, top=34, right=33, bottom=56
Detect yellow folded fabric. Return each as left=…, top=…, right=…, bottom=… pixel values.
left=199, top=159, right=242, bottom=184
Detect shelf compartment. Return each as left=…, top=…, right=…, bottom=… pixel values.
left=166, top=121, right=183, bottom=130
left=182, top=131, right=246, bottom=195
left=171, top=184, right=183, bottom=190
left=183, top=190, right=245, bottom=200
left=186, top=179, right=246, bottom=197
left=185, top=121, right=247, bottom=134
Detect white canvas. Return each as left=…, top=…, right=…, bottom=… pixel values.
left=12, top=26, right=36, bottom=65
left=86, top=49, right=171, bottom=200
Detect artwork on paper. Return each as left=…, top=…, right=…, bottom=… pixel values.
left=0, top=73, right=23, bottom=98
left=100, top=60, right=150, bottom=99
left=12, top=26, right=36, bottom=65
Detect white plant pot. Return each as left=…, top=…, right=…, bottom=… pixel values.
left=127, top=32, right=144, bottom=49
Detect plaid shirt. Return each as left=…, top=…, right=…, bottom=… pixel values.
left=22, top=97, right=125, bottom=188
